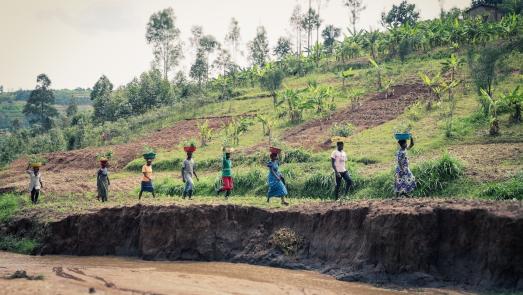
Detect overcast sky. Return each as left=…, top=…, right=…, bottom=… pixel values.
left=0, top=0, right=470, bottom=90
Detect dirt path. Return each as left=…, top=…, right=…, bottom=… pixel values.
left=284, top=84, right=427, bottom=149
left=0, top=252, right=458, bottom=295
left=0, top=117, right=231, bottom=194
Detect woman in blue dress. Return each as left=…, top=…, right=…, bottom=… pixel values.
left=395, top=137, right=416, bottom=198
left=267, top=152, right=289, bottom=206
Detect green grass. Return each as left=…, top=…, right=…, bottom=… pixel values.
left=479, top=173, right=523, bottom=200
left=0, top=193, right=23, bottom=222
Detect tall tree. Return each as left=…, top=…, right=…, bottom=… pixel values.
left=23, top=74, right=58, bottom=130
left=213, top=48, right=233, bottom=76
left=301, top=8, right=320, bottom=55
left=273, top=37, right=293, bottom=60
left=290, top=5, right=304, bottom=55
left=343, top=0, right=366, bottom=34
left=90, top=75, right=114, bottom=122
left=199, top=34, right=219, bottom=80
left=381, top=1, right=420, bottom=27
left=145, top=8, right=183, bottom=80
left=189, top=25, right=204, bottom=57
left=248, top=26, right=270, bottom=67
left=225, top=18, right=241, bottom=63
left=190, top=49, right=209, bottom=86
left=322, top=25, right=341, bottom=54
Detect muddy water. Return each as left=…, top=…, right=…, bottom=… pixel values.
left=0, top=252, right=469, bottom=295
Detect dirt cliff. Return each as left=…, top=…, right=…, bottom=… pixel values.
left=4, top=199, right=523, bottom=291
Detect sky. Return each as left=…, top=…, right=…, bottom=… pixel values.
left=0, top=0, right=470, bottom=90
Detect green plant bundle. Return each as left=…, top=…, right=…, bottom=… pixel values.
left=96, top=150, right=113, bottom=160
left=28, top=155, right=47, bottom=166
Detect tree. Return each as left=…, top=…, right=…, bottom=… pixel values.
left=259, top=64, right=285, bottom=106
left=66, top=99, right=78, bottom=117
left=381, top=1, right=420, bottom=28
left=343, top=0, right=366, bottom=34
left=290, top=5, right=304, bottom=55
left=91, top=75, right=113, bottom=122
left=189, top=25, right=203, bottom=57
left=0, top=85, right=3, bottom=93
left=273, top=37, right=293, bottom=60
left=471, top=0, right=503, bottom=7
left=322, top=25, right=341, bottom=54
left=225, top=18, right=241, bottom=62
left=248, top=26, right=270, bottom=67
left=199, top=34, right=219, bottom=79
left=23, top=74, right=58, bottom=131
left=213, top=48, right=233, bottom=76
left=190, top=49, right=209, bottom=86
left=145, top=8, right=183, bottom=80
left=301, top=8, right=321, bottom=55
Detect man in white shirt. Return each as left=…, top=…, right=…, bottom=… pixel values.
left=331, top=140, right=353, bottom=200
left=26, top=164, right=43, bottom=204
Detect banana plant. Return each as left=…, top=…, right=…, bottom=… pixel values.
left=501, top=86, right=523, bottom=124
left=368, top=57, right=383, bottom=90
left=339, top=68, right=354, bottom=89
left=276, top=89, right=313, bottom=124
left=480, top=88, right=502, bottom=136
left=197, top=120, right=213, bottom=147
left=419, top=72, right=443, bottom=109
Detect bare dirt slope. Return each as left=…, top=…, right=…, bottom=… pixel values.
left=5, top=199, right=521, bottom=291
left=0, top=117, right=231, bottom=194
left=284, top=84, right=427, bottom=149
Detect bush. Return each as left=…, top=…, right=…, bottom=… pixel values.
left=480, top=174, right=523, bottom=200
left=330, top=122, right=355, bottom=137
left=0, top=235, right=38, bottom=254
left=411, top=153, right=463, bottom=196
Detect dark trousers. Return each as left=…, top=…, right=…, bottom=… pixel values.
left=30, top=188, right=40, bottom=204
left=334, top=171, right=353, bottom=199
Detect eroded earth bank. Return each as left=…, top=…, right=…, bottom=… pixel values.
left=2, top=199, right=522, bottom=291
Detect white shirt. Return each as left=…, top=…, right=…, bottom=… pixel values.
left=331, top=150, right=347, bottom=173
left=26, top=170, right=42, bottom=191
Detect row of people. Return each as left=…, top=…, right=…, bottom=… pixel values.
left=26, top=137, right=416, bottom=204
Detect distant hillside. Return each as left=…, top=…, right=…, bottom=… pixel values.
left=0, top=88, right=92, bottom=129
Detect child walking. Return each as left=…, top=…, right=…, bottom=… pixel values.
left=26, top=164, right=43, bottom=204
left=182, top=151, right=199, bottom=199
left=267, top=150, right=289, bottom=206
left=217, top=148, right=234, bottom=199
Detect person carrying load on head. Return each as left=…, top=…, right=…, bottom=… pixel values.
left=26, top=163, right=43, bottom=205
left=96, top=157, right=110, bottom=202
left=217, top=147, right=234, bottom=199
left=139, top=152, right=156, bottom=200
left=182, top=146, right=199, bottom=200
left=266, top=147, right=289, bottom=206
left=331, top=137, right=353, bottom=200
left=395, top=136, right=416, bottom=198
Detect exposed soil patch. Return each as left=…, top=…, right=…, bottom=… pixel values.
left=284, top=84, right=427, bottom=149
left=4, top=199, right=521, bottom=291
left=0, top=117, right=232, bottom=194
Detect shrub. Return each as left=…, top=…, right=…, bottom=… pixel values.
left=411, top=153, right=463, bottom=196
left=330, top=122, right=354, bottom=137
left=0, top=235, right=38, bottom=254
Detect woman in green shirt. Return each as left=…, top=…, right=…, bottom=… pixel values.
left=216, top=150, right=233, bottom=199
